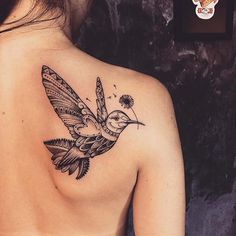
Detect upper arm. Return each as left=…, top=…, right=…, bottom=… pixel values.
left=132, top=78, right=186, bottom=236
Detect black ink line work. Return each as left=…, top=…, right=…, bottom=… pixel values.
left=86, top=98, right=91, bottom=102
left=42, top=65, right=145, bottom=180
left=119, top=95, right=140, bottom=130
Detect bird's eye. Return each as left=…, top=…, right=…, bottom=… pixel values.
left=112, top=116, right=119, bottom=121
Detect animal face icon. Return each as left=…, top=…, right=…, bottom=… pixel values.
left=192, top=0, right=219, bottom=20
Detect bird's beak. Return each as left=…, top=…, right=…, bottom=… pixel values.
left=125, top=120, right=145, bottom=126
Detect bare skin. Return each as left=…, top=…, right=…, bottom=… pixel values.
left=0, top=1, right=185, bottom=236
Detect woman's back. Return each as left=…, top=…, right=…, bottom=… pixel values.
left=0, top=30, right=146, bottom=235
left=0, top=1, right=185, bottom=235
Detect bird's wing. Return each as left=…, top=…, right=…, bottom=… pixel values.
left=42, top=65, right=98, bottom=139
left=96, top=77, right=108, bottom=123
left=79, top=135, right=115, bottom=157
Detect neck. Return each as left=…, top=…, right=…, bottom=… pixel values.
left=0, top=27, right=73, bottom=52
left=0, top=0, right=73, bottom=52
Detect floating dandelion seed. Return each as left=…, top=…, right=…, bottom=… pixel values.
left=119, top=95, right=140, bottom=129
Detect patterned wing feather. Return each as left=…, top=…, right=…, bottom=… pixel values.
left=78, top=135, right=115, bottom=157
left=76, top=159, right=90, bottom=180
left=42, top=65, right=97, bottom=139
left=96, top=77, right=108, bottom=123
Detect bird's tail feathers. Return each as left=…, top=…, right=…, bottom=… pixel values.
left=44, top=138, right=74, bottom=165
left=60, top=158, right=90, bottom=180
left=44, top=138, right=90, bottom=179
left=76, top=158, right=90, bottom=180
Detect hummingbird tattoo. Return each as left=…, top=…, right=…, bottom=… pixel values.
left=42, top=65, right=145, bottom=180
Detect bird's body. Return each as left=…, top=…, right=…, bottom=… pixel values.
left=42, top=65, right=144, bottom=180
left=44, top=134, right=116, bottom=179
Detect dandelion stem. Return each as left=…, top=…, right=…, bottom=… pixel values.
left=131, top=107, right=139, bottom=130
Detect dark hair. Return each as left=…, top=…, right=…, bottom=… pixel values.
left=0, top=0, right=67, bottom=33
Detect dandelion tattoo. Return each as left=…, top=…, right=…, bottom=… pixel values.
left=42, top=65, right=145, bottom=180
left=119, top=95, right=140, bottom=130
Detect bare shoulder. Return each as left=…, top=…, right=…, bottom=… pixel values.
left=72, top=49, right=174, bottom=124
left=104, top=65, right=185, bottom=236
left=101, top=63, right=175, bottom=130
left=85, top=54, right=175, bottom=128
left=99, top=62, right=178, bottom=162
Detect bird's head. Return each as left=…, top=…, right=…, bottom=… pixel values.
left=106, top=110, right=144, bottom=134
